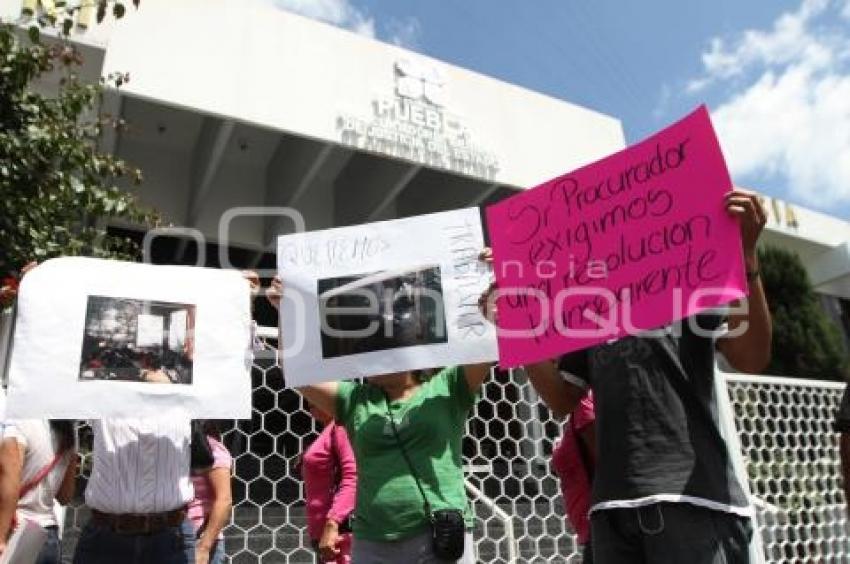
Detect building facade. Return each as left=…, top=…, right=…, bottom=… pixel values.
left=3, top=1, right=850, bottom=562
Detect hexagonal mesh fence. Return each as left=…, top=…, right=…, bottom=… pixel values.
left=59, top=334, right=581, bottom=563
left=55, top=342, right=850, bottom=563
left=724, top=374, right=850, bottom=563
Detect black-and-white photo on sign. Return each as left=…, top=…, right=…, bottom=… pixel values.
left=79, top=296, right=196, bottom=385
left=318, top=264, right=448, bottom=359
left=277, top=208, right=497, bottom=385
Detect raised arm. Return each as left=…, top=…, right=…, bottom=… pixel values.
left=462, top=363, right=493, bottom=395
left=265, top=276, right=342, bottom=417
left=55, top=452, right=78, bottom=505
left=298, top=382, right=341, bottom=421
left=474, top=252, right=587, bottom=419
left=524, top=360, right=587, bottom=420
left=717, top=189, right=772, bottom=373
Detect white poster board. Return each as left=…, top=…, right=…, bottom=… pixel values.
left=278, top=208, right=497, bottom=386
left=5, top=257, right=253, bottom=419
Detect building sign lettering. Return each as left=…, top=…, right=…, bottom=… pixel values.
left=338, top=58, right=500, bottom=181
left=759, top=195, right=800, bottom=229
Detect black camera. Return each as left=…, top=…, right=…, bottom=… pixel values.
left=430, top=509, right=465, bottom=560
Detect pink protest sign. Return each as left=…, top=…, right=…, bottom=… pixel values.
left=486, top=106, right=747, bottom=367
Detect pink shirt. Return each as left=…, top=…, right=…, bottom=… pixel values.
left=188, top=436, right=232, bottom=539
left=302, top=423, right=357, bottom=541
left=551, top=393, right=595, bottom=545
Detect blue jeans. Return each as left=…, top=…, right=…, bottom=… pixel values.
left=208, top=539, right=225, bottom=564
left=35, top=526, right=61, bottom=564
left=591, top=503, right=752, bottom=564
left=72, top=518, right=195, bottom=564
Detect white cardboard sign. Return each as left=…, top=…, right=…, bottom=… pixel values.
left=278, top=208, right=498, bottom=386
left=5, top=257, right=253, bottom=419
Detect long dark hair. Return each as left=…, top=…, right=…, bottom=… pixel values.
left=201, top=420, right=222, bottom=441
left=49, top=420, right=75, bottom=452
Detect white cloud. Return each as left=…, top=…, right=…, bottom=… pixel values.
left=265, top=0, right=376, bottom=38
left=688, top=0, right=834, bottom=92
left=262, top=0, right=421, bottom=48
left=386, top=16, right=422, bottom=48
left=688, top=0, right=850, bottom=208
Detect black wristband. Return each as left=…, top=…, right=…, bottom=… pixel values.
left=746, top=269, right=760, bottom=282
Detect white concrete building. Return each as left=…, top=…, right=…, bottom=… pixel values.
left=6, top=0, right=848, bottom=316
left=6, top=0, right=623, bottom=250
left=5, top=2, right=850, bottom=562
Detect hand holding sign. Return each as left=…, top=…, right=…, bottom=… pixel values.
left=486, top=106, right=748, bottom=367
left=477, top=248, right=499, bottom=325
left=276, top=208, right=497, bottom=385
left=267, top=276, right=283, bottom=310
left=724, top=189, right=768, bottom=270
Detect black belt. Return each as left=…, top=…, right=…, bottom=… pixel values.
left=90, top=508, right=186, bottom=535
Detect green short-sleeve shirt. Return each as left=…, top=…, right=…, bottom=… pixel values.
left=335, top=366, right=478, bottom=541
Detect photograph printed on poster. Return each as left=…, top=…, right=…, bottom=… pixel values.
left=317, top=265, right=448, bottom=359
left=78, top=296, right=196, bottom=385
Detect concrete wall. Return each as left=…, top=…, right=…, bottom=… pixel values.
left=63, top=0, right=625, bottom=189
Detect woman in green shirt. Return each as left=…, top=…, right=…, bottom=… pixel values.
left=268, top=278, right=492, bottom=563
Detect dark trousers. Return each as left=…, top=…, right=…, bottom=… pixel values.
left=35, top=526, right=61, bottom=564
left=581, top=539, right=594, bottom=564
left=71, top=518, right=195, bottom=564
left=591, top=503, right=752, bottom=564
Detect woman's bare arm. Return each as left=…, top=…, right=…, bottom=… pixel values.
left=196, top=467, right=233, bottom=557
left=0, top=439, right=25, bottom=551
left=55, top=453, right=78, bottom=505
left=297, top=382, right=341, bottom=420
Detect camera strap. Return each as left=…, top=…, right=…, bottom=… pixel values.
left=382, top=391, right=432, bottom=516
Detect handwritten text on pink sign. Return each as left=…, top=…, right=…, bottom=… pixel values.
left=486, top=106, right=747, bottom=367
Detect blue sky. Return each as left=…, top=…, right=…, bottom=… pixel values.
left=267, top=0, right=850, bottom=219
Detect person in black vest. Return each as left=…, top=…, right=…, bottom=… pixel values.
left=519, top=189, right=772, bottom=563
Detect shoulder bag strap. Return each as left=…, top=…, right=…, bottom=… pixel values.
left=19, top=450, right=66, bottom=499
left=570, top=415, right=595, bottom=485
left=382, top=392, right=431, bottom=515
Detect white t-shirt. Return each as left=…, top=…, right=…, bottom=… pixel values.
left=85, top=418, right=194, bottom=514
left=2, top=419, right=72, bottom=528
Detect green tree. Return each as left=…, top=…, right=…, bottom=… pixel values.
left=0, top=2, right=154, bottom=306
left=759, top=245, right=850, bottom=381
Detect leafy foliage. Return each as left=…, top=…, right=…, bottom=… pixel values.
left=760, top=245, right=850, bottom=381
left=0, top=2, right=154, bottom=286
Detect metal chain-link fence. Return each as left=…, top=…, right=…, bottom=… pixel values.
left=53, top=339, right=850, bottom=563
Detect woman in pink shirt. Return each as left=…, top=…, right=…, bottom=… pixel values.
left=551, top=392, right=596, bottom=563
left=188, top=423, right=233, bottom=564
left=302, top=404, right=356, bottom=564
